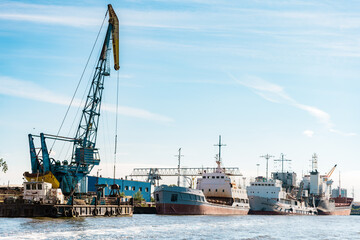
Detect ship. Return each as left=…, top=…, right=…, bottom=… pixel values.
left=155, top=164, right=249, bottom=215
left=247, top=175, right=317, bottom=215
left=331, top=196, right=353, bottom=215
left=247, top=153, right=353, bottom=216
left=0, top=180, right=133, bottom=217
left=155, top=184, right=249, bottom=215
left=247, top=154, right=317, bottom=215
left=155, top=136, right=250, bottom=215
left=315, top=196, right=353, bottom=215
left=302, top=157, right=353, bottom=215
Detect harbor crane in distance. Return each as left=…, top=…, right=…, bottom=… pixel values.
left=130, top=167, right=243, bottom=186
left=24, top=4, right=120, bottom=196
left=131, top=136, right=242, bottom=186
left=322, top=164, right=337, bottom=183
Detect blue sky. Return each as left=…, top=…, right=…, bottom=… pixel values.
left=0, top=0, right=359, bottom=198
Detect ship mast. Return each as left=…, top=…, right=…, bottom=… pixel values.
left=311, top=153, right=318, bottom=172
left=274, top=153, right=291, bottom=173
left=260, top=154, right=274, bottom=180
left=175, top=148, right=184, bottom=187
left=214, top=135, right=226, bottom=166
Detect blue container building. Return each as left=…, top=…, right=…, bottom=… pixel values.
left=85, top=176, right=151, bottom=202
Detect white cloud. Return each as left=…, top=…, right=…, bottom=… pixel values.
left=229, top=74, right=356, bottom=137
left=303, top=130, right=314, bottom=137
left=329, top=128, right=357, bottom=137
left=0, top=13, right=99, bottom=28
left=0, top=76, right=173, bottom=123
left=0, top=2, right=101, bottom=28
left=232, top=75, right=293, bottom=103
left=295, top=104, right=332, bottom=128
left=0, top=2, right=199, bottom=30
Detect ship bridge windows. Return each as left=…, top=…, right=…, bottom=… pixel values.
left=181, top=193, right=189, bottom=200
left=37, top=184, right=42, bottom=190
left=26, top=184, right=30, bottom=190
left=32, top=183, right=36, bottom=190
left=171, top=194, right=178, bottom=202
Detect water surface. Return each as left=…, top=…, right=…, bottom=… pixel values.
left=0, top=215, right=359, bottom=239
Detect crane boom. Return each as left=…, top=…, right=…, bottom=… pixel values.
left=68, top=4, right=120, bottom=193
left=108, top=4, right=119, bottom=70
left=26, top=4, right=120, bottom=195
left=73, top=4, right=119, bottom=154
left=326, top=164, right=337, bottom=178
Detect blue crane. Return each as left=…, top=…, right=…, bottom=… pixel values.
left=25, top=4, right=120, bottom=195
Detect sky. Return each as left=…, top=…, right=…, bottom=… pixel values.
left=0, top=0, right=359, bottom=198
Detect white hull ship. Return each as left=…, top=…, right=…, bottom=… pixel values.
left=247, top=154, right=317, bottom=215
left=247, top=176, right=317, bottom=215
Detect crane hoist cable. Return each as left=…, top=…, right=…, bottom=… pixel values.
left=49, top=10, right=109, bottom=153
left=113, top=70, right=120, bottom=184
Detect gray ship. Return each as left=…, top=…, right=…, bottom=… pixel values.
left=247, top=173, right=317, bottom=215
left=247, top=154, right=317, bottom=215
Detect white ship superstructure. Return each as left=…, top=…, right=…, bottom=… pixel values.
left=155, top=136, right=249, bottom=215
left=247, top=154, right=317, bottom=215
left=197, top=160, right=249, bottom=209
left=247, top=176, right=316, bottom=215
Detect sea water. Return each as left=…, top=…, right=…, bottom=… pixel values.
left=0, top=215, right=359, bottom=239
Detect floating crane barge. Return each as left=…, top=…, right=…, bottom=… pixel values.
left=0, top=4, right=133, bottom=218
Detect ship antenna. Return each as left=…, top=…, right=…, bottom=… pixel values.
left=274, top=153, right=291, bottom=173
left=311, top=153, right=318, bottom=172
left=214, top=135, right=226, bottom=166
left=175, top=148, right=184, bottom=187
left=260, top=154, right=274, bottom=180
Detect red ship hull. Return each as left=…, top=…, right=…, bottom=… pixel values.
left=317, top=197, right=353, bottom=216
left=318, top=208, right=351, bottom=215
left=156, top=203, right=249, bottom=215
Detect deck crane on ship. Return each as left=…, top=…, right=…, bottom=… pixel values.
left=24, top=4, right=120, bottom=196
